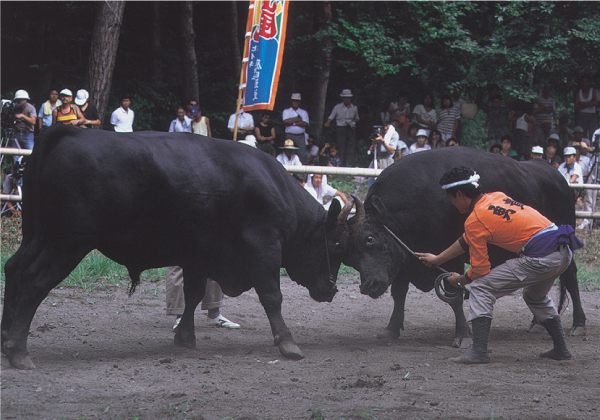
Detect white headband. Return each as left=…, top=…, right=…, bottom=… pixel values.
left=441, top=172, right=480, bottom=190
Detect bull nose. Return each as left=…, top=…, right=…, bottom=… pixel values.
left=359, top=279, right=388, bottom=298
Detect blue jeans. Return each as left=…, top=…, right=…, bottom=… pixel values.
left=13, top=131, right=34, bottom=164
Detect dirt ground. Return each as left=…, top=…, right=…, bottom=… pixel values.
left=1, top=269, right=599, bottom=420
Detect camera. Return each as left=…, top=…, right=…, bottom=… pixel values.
left=370, top=125, right=383, bottom=142
left=1, top=99, right=18, bottom=129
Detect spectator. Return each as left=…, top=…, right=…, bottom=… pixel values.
left=191, top=105, right=212, bottom=137
left=547, top=134, right=563, bottom=158
left=578, top=127, right=599, bottom=230
left=557, top=115, right=573, bottom=147
left=166, top=267, right=240, bottom=330
left=489, top=144, right=501, bottom=154
left=74, top=89, right=101, bottom=128
left=186, top=99, right=198, bottom=118
left=52, top=89, right=84, bottom=126
left=37, top=89, right=61, bottom=131
left=227, top=108, right=254, bottom=139
left=254, top=111, right=277, bottom=156
left=370, top=118, right=399, bottom=170
left=276, top=139, right=302, bottom=166
left=531, top=145, right=544, bottom=160
left=283, top=93, right=309, bottom=163
left=304, top=173, right=348, bottom=210
left=574, top=75, right=598, bottom=139
left=110, top=95, right=134, bottom=132
left=407, top=129, right=431, bottom=154
left=437, top=94, right=460, bottom=142
left=486, top=94, right=510, bottom=149
left=452, top=89, right=465, bottom=142
left=320, top=143, right=342, bottom=167
left=509, top=100, right=535, bottom=160
left=168, top=106, right=192, bottom=133
left=413, top=93, right=437, bottom=134
left=428, top=129, right=445, bottom=149
left=305, top=135, right=320, bottom=165
left=387, top=91, right=410, bottom=136
left=532, top=119, right=553, bottom=149
left=496, top=135, right=520, bottom=160
left=1, top=165, right=21, bottom=217
left=11, top=90, right=36, bottom=162
left=239, top=134, right=257, bottom=148
left=446, top=137, right=460, bottom=147
left=545, top=145, right=562, bottom=169
left=533, top=83, right=556, bottom=130
left=324, top=89, right=360, bottom=167
left=400, top=123, right=419, bottom=148
left=558, top=147, right=583, bottom=185
left=571, top=139, right=591, bottom=180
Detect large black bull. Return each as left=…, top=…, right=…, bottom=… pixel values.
left=2, top=125, right=353, bottom=369
left=344, top=147, right=586, bottom=347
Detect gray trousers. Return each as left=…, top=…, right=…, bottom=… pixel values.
left=467, top=246, right=572, bottom=323
left=165, top=266, right=224, bottom=316
left=336, top=126, right=356, bottom=167
left=581, top=167, right=598, bottom=226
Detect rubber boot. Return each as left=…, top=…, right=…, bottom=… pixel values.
left=540, top=316, right=573, bottom=360
left=449, top=317, right=491, bottom=364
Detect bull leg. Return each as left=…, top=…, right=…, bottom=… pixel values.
left=173, top=268, right=207, bottom=349
left=449, top=297, right=472, bottom=349
left=560, top=261, right=586, bottom=336
left=379, top=279, right=410, bottom=339
left=3, top=246, right=89, bottom=369
left=254, top=279, right=304, bottom=360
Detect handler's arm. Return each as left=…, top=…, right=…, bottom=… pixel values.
left=415, top=239, right=466, bottom=268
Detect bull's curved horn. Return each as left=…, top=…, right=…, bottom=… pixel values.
left=338, top=197, right=355, bottom=223
left=347, top=194, right=365, bottom=228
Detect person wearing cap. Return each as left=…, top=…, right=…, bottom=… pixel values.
left=12, top=90, right=37, bottom=154
left=416, top=165, right=582, bottom=364
left=227, top=107, right=254, bottom=139
left=276, top=139, right=302, bottom=167
left=558, top=147, right=583, bottom=186
left=37, top=89, right=61, bottom=131
left=190, top=105, right=211, bottom=137
left=531, top=145, right=544, bottom=160
left=407, top=129, right=431, bottom=154
left=283, top=93, right=309, bottom=163
left=239, top=134, right=257, bottom=148
left=52, top=89, right=85, bottom=126
left=74, top=89, right=101, bottom=128
left=168, top=106, right=193, bottom=133
left=570, top=139, right=591, bottom=179
left=110, top=95, right=135, bottom=133
left=324, top=89, right=360, bottom=167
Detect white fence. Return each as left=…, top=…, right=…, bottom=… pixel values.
left=1, top=148, right=599, bottom=219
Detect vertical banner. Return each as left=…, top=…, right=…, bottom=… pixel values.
left=242, top=0, right=289, bottom=111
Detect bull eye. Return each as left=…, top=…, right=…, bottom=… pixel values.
left=366, top=235, right=375, bottom=245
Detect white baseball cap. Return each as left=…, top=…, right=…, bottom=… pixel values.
left=531, top=146, right=544, bottom=154
left=563, top=147, right=577, bottom=156
left=60, top=89, right=73, bottom=97
left=74, top=89, right=89, bottom=106
left=416, top=129, right=428, bottom=138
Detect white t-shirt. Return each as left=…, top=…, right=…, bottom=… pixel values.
left=558, top=161, right=583, bottom=184
left=110, top=106, right=134, bottom=133
left=227, top=112, right=254, bottom=130
left=407, top=143, right=431, bottom=154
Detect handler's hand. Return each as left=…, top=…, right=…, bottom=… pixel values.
left=415, top=252, right=438, bottom=268
left=446, top=272, right=462, bottom=288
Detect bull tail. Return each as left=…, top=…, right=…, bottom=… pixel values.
left=127, top=267, right=142, bottom=296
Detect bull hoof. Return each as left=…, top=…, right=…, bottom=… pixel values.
left=453, top=336, right=472, bottom=349
left=376, top=329, right=400, bottom=340
left=9, top=354, right=36, bottom=370
left=278, top=341, right=305, bottom=360
left=173, top=333, right=197, bottom=349
left=570, top=326, right=586, bottom=336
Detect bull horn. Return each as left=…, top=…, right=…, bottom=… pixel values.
left=339, top=197, right=355, bottom=223
left=347, top=194, right=365, bottom=228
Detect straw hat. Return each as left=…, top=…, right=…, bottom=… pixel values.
left=280, top=139, right=299, bottom=150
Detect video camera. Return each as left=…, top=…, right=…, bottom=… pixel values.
left=1, top=99, right=19, bottom=129
left=370, top=125, right=383, bottom=143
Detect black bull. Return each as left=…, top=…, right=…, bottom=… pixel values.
left=2, top=125, right=354, bottom=369
left=343, top=147, right=586, bottom=348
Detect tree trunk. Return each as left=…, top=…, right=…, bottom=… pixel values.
left=151, top=2, right=162, bottom=84
left=179, top=1, right=200, bottom=105
left=85, top=1, right=126, bottom=125
left=310, top=2, right=332, bottom=140
left=229, top=1, right=241, bottom=82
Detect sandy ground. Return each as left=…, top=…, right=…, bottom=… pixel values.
left=1, top=271, right=599, bottom=420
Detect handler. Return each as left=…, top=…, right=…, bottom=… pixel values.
left=416, top=166, right=583, bottom=364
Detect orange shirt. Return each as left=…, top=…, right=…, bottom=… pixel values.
left=463, top=192, right=552, bottom=280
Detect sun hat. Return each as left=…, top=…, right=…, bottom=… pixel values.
left=14, top=89, right=30, bottom=100
left=563, top=147, right=576, bottom=156
left=239, top=135, right=257, bottom=148
left=416, top=129, right=428, bottom=138
left=340, top=89, right=353, bottom=98
left=74, top=89, right=89, bottom=106
left=280, top=139, right=299, bottom=150
left=291, top=93, right=301, bottom=101
left=531, top=145, right=544, bottom=154
left=59, top=89, right=73, bottom=97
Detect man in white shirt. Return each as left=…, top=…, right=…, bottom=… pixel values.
left=283, top=93, right=309, bottom=163
left=304, top=174, right=348, bottom=210
left=110, top=95, right=134, bottom=132
left=227, top=108, right=254, bottom=139
left=276, top=139, right=302, bottom=166
left=558, top=147, right=583, bottom=185
left=324, top=89, right=360, bottom=167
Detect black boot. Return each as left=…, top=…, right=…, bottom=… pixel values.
left=540, top=316, right=573, bottom=360
left=450, top=317, right=491, bottom=364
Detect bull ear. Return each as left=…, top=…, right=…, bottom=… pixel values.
left=370, top=195, right=387, bottom=223
left=326, top=197, right=342, bottom=225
